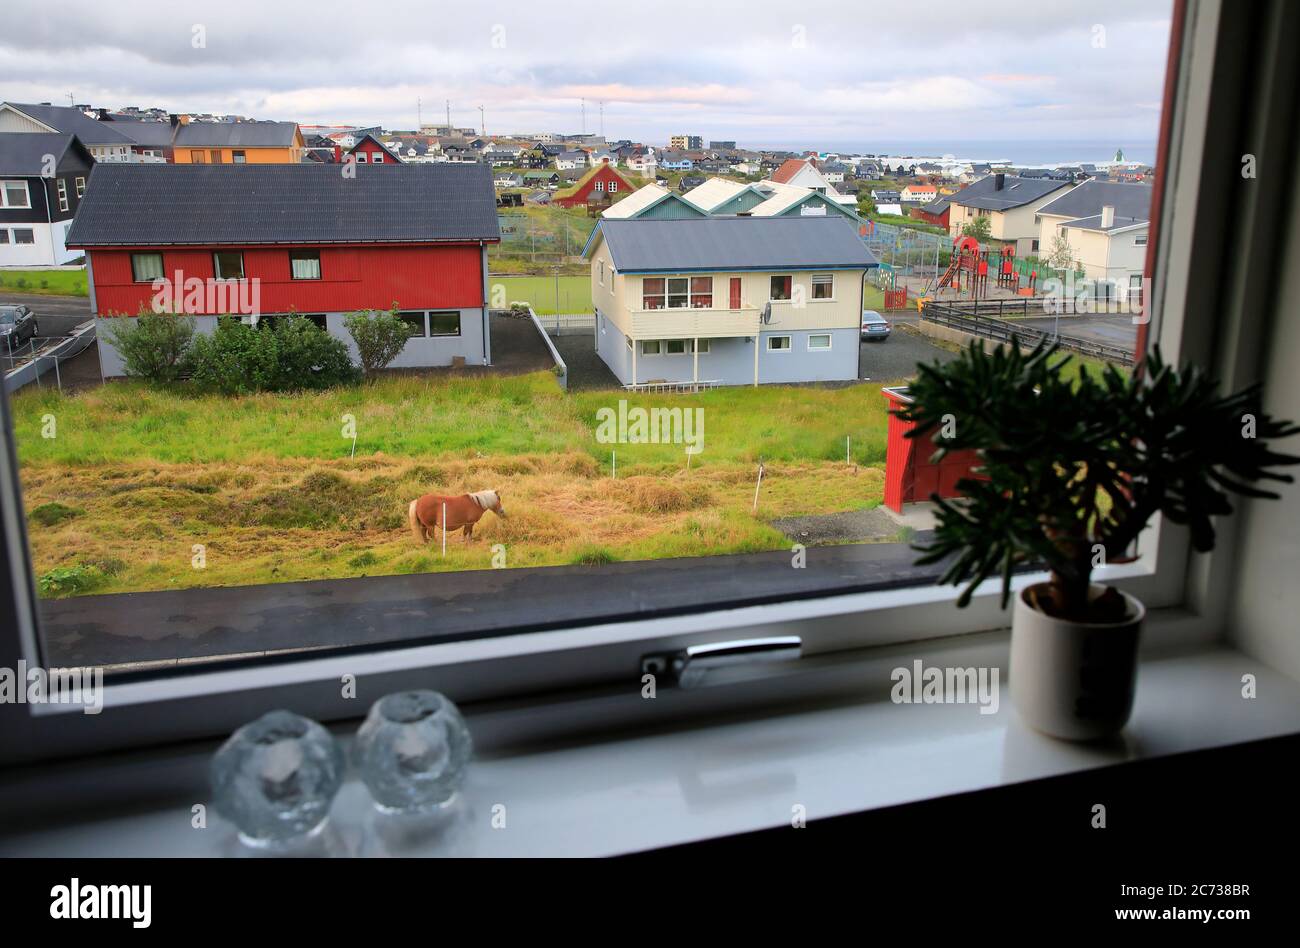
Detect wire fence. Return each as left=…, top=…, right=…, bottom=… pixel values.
left=496, top=213, right=595, bottom=265
left=2, top=329, right=98, bottom=393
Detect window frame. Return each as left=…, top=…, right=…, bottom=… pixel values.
left=807, top=333, right=832, bottom=351
left=769, top=274, right=792, bottom=301
left=12, top=228, right=35, bottom=245
left=212, top=251, right=245, bottom=281
left=130, top=252, right=164, bottom=284
left=1, top=180, right=30, bottom=209
left=641, top=339, right=662, bottom=356
left=56, top=178, right=69, bottom=212
left=74, top=177, right=86, bottom=198
left=289, top=249, right=322, bottom=281
left=766, top=334, right=792, bottom=352
left=810, top=273, right=834, bottom=301
left=0, top=0, right=1270, bottom=766
left=428, top=311, right=462, bottom=337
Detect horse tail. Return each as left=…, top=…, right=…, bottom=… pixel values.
left=408, top=499, right=425, bottom=545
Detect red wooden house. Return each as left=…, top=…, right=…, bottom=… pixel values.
left=908, top=192, right=953, bottom=230
left=552, top=163, right=636, bottom=208
left=345, top=133, right=402, bottom=165
left=66, top=163, right=500, bottom=377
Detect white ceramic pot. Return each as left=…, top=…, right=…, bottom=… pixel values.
left=1009, top=583, right=1145, bottom=740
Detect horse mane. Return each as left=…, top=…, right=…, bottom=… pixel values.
left=468, top=489, right=498, bottom=509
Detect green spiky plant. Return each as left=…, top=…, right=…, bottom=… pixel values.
left=894, top=341, right=1300, bottom=622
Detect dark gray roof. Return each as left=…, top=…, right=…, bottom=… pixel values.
left=949, top=174, right=1070, bottom=211
left=0, top=132, right=92, bottom=175
left=3, top=102, right=134, bottom=145
left=172, top=121, right=300, bottom=148
left=1036, top=179, right=1152, bottom=224
left=106, top=118, right=175, bottom=148
left=587, top=217, right=879, bottom=272
left=66, top=163, right=500, bottom=247
left=1060, top=214, right=1147, bottom=233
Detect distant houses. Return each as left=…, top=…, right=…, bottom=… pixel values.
left=946, top=173, right=1074, bottom=255
left=584, top=217, right=878, bottom=387
left=1034, top=180, right=1153, bottom=298
left=551, top=164, right=637, bottom=208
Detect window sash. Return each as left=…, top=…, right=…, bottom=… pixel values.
left=12, top=229, right=34, bottom=245
left=770, top=275, right=792, bottom=300
left=811, top=273, right=833, bottom=299
left=212, top=252, right=244, bottom=280
left=131, top=253, right=164, bottom=283
left=2, top=181, right=29, bottom=208
left=429, top=312, right=461, bottom=336
left=767, top=335, right=791, bottom=351
left=289, top=251, right=321, bottom=280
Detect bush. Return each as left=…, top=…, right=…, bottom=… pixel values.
left=103, top=312, right=195, bottom=382
left=343, top=306, right=417, bottom=376
left=188, top=316, right=358, bottom=394
left=38, top=564, right=107, bottom=598
left=29, top=502, right=82, bottom=527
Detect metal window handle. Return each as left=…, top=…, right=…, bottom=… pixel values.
left=643, top=636, right=803, bottom=689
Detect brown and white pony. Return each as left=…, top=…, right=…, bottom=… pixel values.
left=409, top=489, right=506, bottom=544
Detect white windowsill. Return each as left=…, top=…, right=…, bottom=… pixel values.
left=3, top=637, right=1298, bottom=858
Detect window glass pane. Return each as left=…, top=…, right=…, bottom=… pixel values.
left=642, top=278, right=665, bottom=309
left=811, top=273, right=833, bottom=299
left=290, top=251, right=321, bottom=280
left=429, top=312, right=461, bottom=336
left=642, top=340, right=660, bottom=354
left=13, top=229, right=34, bottom=245
left=213, top=252, right=244, bottom=280
left=397, top=312, right=426, bottom=336
left=808, top=334, right=831, bottom=349
left=770, top=275, right=792, bottom=300
left=667, top=277, right=689, bottom=308
left=3, top=181, right=29, bottom=207
left=690, top=277, right=712, bottom=308
left=131, top=253, right=164, bottom=282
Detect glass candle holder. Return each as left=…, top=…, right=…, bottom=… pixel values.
left=353, top=690, right=473, bottom=813
left=210, top=709, right=345, bottom=847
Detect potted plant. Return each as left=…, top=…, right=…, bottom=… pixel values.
left=895, top=342, right=1299, bottom=740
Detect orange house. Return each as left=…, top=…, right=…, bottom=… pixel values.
left=171, top=120, right=304, bottom=164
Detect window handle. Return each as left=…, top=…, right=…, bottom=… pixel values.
left=642, top=636, right=803, bottom=689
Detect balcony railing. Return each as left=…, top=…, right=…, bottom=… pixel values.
left=628, top=304, right=761, bottom=339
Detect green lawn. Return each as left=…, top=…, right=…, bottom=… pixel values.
left=13, top=372, right=901, bottom=595
left=0, top=269, right=88, bottom=296
left=491, top=274, right=592, bottom=315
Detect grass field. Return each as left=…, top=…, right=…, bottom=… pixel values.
left=0, top=269, right=88, bottom=296
left=13, top=373, right=899, bottom=597
left=491, top=275, right=592, bottom=314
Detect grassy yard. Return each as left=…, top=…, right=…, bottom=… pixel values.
left=13, top=373, right=899, bottom=597
left=0, top=269, right=88, bottom=296
left=491, top=274, right=592, bottom=314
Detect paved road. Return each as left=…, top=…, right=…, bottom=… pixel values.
left=1006, top=313, right=1138, bottom=350
left=1, top=293, right=92, bottom=337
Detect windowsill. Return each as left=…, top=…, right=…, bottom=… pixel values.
left=3, top=636, right=1297, bottom=857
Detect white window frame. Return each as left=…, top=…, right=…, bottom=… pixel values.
left=665, top=339, right=688, bottom=355
left=766, top=335, right=792, bottom=351
left=56, top=178, right=68, bottom=212
left=641, top=340, right=662, bottom=356
left=11, top=228, right=34, bottom=245
left=74, top=177, right=86, bottom=198
left=1, top=180, right=31, bottom=209
left=810, top=273, right=834, bottom=301
left=0, top=5, right=1274, bottom=764
left=807, top=333, right=832, bottom=351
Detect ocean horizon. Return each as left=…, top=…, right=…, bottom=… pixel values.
left=746, top=140, right=1157, bottom=167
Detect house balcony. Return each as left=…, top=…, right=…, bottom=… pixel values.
left=628, top=304, right=761, bottom=340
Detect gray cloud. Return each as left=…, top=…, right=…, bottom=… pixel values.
left=1, top=0, right=1173, bottom=149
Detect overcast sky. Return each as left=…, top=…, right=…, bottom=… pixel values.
left=3, top=0, right=1173, bottom=152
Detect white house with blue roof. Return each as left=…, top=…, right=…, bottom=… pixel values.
left=584, top=217, right=878, bottom=387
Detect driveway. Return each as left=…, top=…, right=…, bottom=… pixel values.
left=1, top=293, right=92, bottom=336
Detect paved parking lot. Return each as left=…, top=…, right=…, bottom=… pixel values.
left=1011, top=313, right=1139, bottom=351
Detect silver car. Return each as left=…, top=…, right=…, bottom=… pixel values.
left=861, top=309, right=891, bottom=341
left=0, top=304, right=39, bottom=351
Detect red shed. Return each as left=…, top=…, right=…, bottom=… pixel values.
left=881, top=386, right=986, bottom=513
left=553, top=163, right=636, bottom=208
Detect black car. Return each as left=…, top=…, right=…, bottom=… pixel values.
left=0, top=304, right=39, bottom=351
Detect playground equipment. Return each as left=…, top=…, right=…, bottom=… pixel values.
left=931, top=235, right=1038, bottom=299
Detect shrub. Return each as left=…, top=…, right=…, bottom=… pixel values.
left=265, top=316, right=359, bottom=390
left=38, top=564, right=107, bottom=598
left=188, top=316, right=358, bottom=394
left=103, top=312, right=195, bottom=383
left=29, top=502, right=82, bottom=527
left=187, top=317, right=280, bottom=394
left=343, top=305, right=417, bottom=376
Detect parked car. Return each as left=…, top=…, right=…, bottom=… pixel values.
left=0, top=305, right=39, bottom=351
left=861, top=309, right=890, bottom=340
